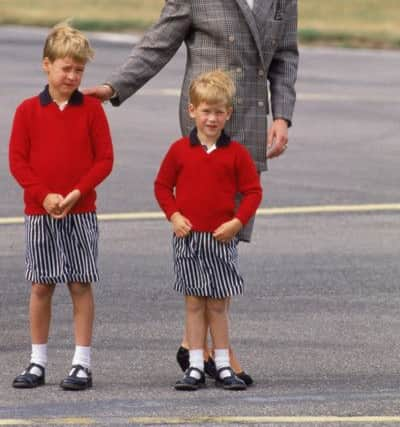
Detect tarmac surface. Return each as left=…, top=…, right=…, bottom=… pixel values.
left=0, top=26, right=400, bottom=426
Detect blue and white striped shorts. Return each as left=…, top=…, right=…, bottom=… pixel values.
left=173, top=232, right=243, bottom=298
left=25, top=213, right=99, bottom=284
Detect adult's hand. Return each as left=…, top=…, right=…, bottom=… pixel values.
left=82, top=85, right=113, bottom=102
left=266, top=118, right=289, bottom=159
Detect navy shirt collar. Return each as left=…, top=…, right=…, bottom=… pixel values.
left=39, top=85, right=83, bottom=106
left=189, top=128, right=231, bottom=148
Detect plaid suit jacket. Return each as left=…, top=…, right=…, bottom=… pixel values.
left=108, top=0, right=298, bottom=171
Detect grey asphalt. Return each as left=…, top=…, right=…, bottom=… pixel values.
left=1, top=26, right=400, bottom=426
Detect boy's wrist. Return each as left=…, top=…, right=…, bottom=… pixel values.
left=170, top=211, right=181, bottom=220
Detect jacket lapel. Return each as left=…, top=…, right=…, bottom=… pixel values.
left=234, top=0, right=274, bottom=68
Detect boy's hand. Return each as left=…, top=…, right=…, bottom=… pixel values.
left=213, top=218, right=243, bottom=242
left=43, top=193, right=64, bottom=217
left=171, top=212, right=192, bottom=237
left=52, top=189, right=81, bottom=219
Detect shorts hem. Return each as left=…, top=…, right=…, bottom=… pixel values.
left=26, top=273, right=98, bottom=284
left=174, top=287, right=243, bottom=298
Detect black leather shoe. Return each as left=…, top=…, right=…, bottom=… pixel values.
left=215, top=367, right=247, bottom=390
left=12, top=363, right=45, bottom=388
left=204, top=357, right=217, bottom=378
left=236, top=371, right=254, bottom=386
left=176, top=346, right=190, bottom=372
left=60, top=365, right=92, bottom=390
left=175, top=367, right=206, bottom=391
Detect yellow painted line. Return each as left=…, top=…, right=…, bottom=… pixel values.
left=257, top=203, right=400, bottom=215
left=3, top=416, right=400, bottom=425
left=0, top=419, right=94, bottom=426
left=2, top=416, right=400, bottom=425
left=0, top=216, right=24, bottom=225
left=0, top=203, right=399, bottom=226
left=127, top=416, right=400, bottom=424
left=0, top=421, right=32, bottom=426
left=98, top=211, right=164, bottom=221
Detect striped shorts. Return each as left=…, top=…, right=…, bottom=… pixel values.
left=25, top=213, right=99, bottom=284
left=173, top=232, right=243, bottom=299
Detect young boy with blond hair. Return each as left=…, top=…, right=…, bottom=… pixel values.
left=154, top=70, right=262, bottom=391
left=9, top=23, right=113, bottom=390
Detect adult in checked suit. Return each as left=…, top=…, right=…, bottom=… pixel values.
left=86, top=0, right=298, bottom=384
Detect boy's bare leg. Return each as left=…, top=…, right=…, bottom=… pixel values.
left=12, top=283, right=54, bottom=386
left=206, top=297, right=230, bottom=349
left=30, top=283, right=55, bottom=343
left=181, top=314, right=211, bottom=359
left=185, top=296, right=207, bottom=350
left=68, top=282, right=94, bottom=346
left=175, top=296, right=207, bottom=389
left=60, top=282, right=94, bottom=390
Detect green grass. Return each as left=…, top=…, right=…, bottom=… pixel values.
left=0, top=0, right=399, bottom=49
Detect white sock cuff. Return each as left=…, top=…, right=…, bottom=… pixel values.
left=189, top=349, right=204, bottom=371
left=72, top=345, right=91, bottom=369
left=30, top=343, right=48, bottom=368
left=214, top=348, right=230, bottom=370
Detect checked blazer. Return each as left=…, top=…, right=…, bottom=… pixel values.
left=108, top=0, right=298, bottom=171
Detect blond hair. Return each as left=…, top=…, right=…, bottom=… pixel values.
left=43, top=23, right=94, bottom=63
left=189, top=70, right=235, bottom=108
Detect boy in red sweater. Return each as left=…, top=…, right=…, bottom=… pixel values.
left=9, top=24, right=113, bottom=390
left=155, top=70, right=262, bottom=391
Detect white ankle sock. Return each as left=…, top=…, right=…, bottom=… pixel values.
left=214, top=348, right=231, bottom=379
left=189, top=349, right=204, bottom=379
left=72, top=345, right=91, bottom=370
left=30, top=344, right=47, bottom=371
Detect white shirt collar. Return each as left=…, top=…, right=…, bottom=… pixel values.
left=246, top=0, right=254, bottom=10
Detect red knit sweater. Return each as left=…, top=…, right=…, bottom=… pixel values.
left=154, top=134, right=262, bottom=232
left=9, top=88, right=113, bottom=215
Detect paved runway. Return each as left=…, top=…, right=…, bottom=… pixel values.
left=0, top=26, right=400, bottom=426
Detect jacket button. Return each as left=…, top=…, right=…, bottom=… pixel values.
left=258, top=101, right=264, bottom=107
left=229, top=35, right=235, bottom=42
left=236, top=67, right=242, bottom=73
left=237, top=98, right=243, bottom=104
left=258, top=69, right=265, bottom=76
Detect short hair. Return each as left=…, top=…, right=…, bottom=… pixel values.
left=189, top=70, right=235, bottom=108
left=43, top=23, right=94, bottom=63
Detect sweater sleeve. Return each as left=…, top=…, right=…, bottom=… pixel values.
left=154, top=143, right=180, bottom=220
left=234, top=144, right=263, bottom=225
left=9, top=103, right=51, bottom=205
left=75, top=101, right=114, bottom=195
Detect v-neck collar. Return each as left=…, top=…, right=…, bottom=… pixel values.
left=189, top=128, right=231, bottom=149
left=39, top=85, right=83, bottom=107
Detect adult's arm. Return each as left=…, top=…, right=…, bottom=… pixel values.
left=107, top=0, right=192, bottom=106
left=268, top=0, right=299, bottom=126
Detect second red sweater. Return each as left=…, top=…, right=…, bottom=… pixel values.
left=154, top=134, right=262, bottom=232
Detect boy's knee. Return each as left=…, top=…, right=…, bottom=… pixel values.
left=185, top=296, right=206, bottom=314
left=68, top=282, right=92, bottom=297
left=31, top=283, right=54, bottom=299
left=206, top=298, right=228, bottom=316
